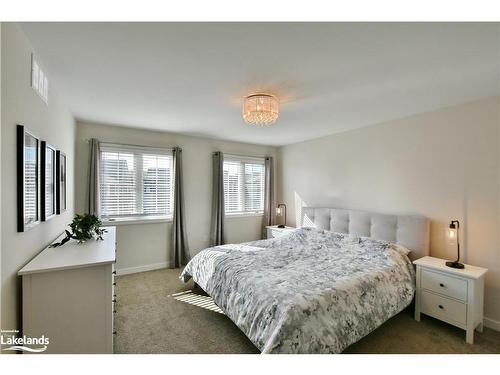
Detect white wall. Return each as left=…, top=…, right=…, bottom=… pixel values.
left=1, top=24, right=75, bottom=331
left=75, top=122, right=277, bottom=274
left=277, top=96, right=500, bottom=326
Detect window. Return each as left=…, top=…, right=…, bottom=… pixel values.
left=100, top=143, right=174, bottom=221
left=223, top=155, right=265, bottom=216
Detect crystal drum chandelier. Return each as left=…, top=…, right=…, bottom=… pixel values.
left=242, top=93, right=279, bottom=126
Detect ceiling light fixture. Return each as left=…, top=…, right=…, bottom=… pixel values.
left=242, top=93, right=279, bottom=126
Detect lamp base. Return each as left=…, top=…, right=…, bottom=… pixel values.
left=277, top=224, right=285, bottom=228
left=446, top=261, right=464, bottom=269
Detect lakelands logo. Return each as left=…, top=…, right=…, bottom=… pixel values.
left=1, top=329, right=49, bottom=353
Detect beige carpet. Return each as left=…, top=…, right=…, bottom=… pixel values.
left=113, top=268, right=500, bottom=354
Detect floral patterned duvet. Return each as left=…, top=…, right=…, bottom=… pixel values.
left=180, top=227, right=415, bottom=353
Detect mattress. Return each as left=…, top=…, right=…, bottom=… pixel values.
left=180, top=227, right=415, bottom=353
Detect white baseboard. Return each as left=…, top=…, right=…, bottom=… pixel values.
left=116, top=262, right=169, bottom=276
left=483, top=316, right=500, bottom=332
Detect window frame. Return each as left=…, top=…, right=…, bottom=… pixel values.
left=99, top=143, right=175, bottom=224
left=223, top=154, right=266, bottom=218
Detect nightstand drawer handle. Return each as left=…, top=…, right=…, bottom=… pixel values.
left=439, top=283, right=445, bottom=287
left=438, top=304, right=444, bottom=310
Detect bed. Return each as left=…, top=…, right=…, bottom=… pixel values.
left=180, top=207, right=430, bottom=353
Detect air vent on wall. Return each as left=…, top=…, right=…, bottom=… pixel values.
left=31, top=54, right=48, bottom=104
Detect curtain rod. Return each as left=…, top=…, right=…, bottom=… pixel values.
left=219, top=152, right=273, bottom=160
left=85, top=139, right=272, bottom=159
left=85, top=139, right=179, bottom=150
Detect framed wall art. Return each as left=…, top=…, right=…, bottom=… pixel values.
left=17, top=125, right=40, bottom=232
left=56, top=150, right=67, bottom=214
left=41, top=141, right=57, bottom=221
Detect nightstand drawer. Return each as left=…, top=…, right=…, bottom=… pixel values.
left=270, top=229, right=286, bottom=238
left=421, top=290, right=467, bottom=326
left=421, top=269, right=467, bottom=301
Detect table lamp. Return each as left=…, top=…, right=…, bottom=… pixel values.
left=446, top=220, right=464, bottom=269
left=276, top=204, right=287, bottom=228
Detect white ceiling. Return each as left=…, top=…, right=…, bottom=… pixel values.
left=21, top=23, right=499, bottom=146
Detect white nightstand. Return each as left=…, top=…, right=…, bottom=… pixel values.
left=413, top=256, right=487, bottom=344
left=266, top=225, right=295, bottom=239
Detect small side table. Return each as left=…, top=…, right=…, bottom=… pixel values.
left=266, top=225, right=295, bottom=239
left=413, top=256, right=487, bottom=344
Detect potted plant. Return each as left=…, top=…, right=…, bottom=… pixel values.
left=50, top=214, right=107, bottom=247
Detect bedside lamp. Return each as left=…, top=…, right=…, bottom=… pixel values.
left=446, top=220, right=464, bottom=269
left=276, top=203, right=287, bottom=229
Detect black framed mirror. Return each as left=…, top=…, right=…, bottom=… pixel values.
left=41, top=141, right=57, bottom=221
left=56, top=150, right=67, bottom=214
left=17, top=125, right=40, bottom=232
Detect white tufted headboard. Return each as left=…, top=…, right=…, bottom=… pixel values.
left=300, top=207, right=430, bottom=261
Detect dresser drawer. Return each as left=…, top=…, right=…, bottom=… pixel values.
left=421, top=290, right=467, bottom=326
left=421, top=269, right=467, bottom=301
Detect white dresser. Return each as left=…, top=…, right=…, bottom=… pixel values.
left=266, top=225, right=295, bottom=239
left=413, top=256, right=487, bottom=344
left=19, top=227, right=116, bottom=353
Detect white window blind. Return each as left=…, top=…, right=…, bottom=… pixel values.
left=100, top=143, right=174, bottom=220
left=223, top=155, right=265, bottom=215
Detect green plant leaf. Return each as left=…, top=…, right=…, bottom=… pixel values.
left=53, top=214, right=105, bottom=247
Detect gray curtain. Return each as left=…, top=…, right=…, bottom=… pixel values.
left=171, top=147, right=190, bottom=268
left=87, top=138, right=100, bottom=216
left=262, top=156, right=274, bottom=239
left=210, top=151, right=225, bottom=246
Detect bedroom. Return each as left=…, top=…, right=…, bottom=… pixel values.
left=0, top=1, right=499, bottom=373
